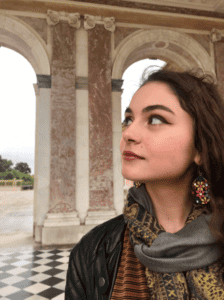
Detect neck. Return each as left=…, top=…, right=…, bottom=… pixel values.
left=145, top=177, right=194, bottom=233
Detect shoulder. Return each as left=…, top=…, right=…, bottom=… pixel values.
left=70, top=214, right=126, bottom=264
left=65, top=215, right=126, bottom=298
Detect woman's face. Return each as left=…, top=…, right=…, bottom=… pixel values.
left=120, top=81, right=201, bottom=184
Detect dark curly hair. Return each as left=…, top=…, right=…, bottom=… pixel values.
left=140, top=67, right=224, bottom=274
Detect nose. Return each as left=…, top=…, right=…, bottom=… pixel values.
left=122, top=123, right=141, bottom=143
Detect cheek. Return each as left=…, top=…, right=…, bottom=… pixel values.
left=150, top=129, right=195, bottom=160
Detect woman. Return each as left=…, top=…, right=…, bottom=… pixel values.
left=65, top=68, right=224, bottom=299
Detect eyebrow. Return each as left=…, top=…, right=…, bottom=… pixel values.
left=124, top=105, right=175, bottom=116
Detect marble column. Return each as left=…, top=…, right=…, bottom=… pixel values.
left=112, top=80, right=124, bottom=216
left=49, top=21, right=77, bottom=213
left=33, top=83, right=39, bottom=239
left=75, top=27, right=89, bottom=224
left=42, top=20, right=80, bottom=245
left=85, top=23, right=117, bottom=224
left=212, top=29, right=224, bottom=94
left=33, top=76, right=51, bottom=243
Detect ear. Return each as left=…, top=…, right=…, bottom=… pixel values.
left=194, top=151, right=202, bottom=166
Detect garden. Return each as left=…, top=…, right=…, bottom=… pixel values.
left=0, top=155, right=34, bottom=187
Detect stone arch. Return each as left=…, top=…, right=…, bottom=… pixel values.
left=0, top=14, right=50, bottom=75
left=112, top=28, right=214, bottom=79
left=0, top=13, right=51, bottom=242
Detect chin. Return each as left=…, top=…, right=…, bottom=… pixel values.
left=123, top=174, right=140, bottom=182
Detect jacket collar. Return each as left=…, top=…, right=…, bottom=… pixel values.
left=93, top=215, right=126, bottom=298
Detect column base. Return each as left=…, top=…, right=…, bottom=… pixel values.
left=85, top=210, right=117, bottom=225
left=43, top=212, right=80, bottom=227
left=42, top=224, right=97, bottom=245
left=40, top=211, right=117, bottom=245
left=34, top=225, right=42, bottom=243
left=42, top=212, right=84, bottom=245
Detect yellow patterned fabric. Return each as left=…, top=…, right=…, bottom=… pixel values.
left=123, top=196, right=224, bottom=300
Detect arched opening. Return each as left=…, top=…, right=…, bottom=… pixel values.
left=112, top=28, right=215, bottom=80
left=121, top=58, right=167, bottom=122
left=0, top=46, right=36, bottom=247
left=0, top=14, right=51, bottom=248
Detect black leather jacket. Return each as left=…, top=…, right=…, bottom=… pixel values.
left=65, top=214, right=126, bottom=300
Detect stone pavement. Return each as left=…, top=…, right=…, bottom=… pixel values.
left=0, top=190, right=35, bottom=250
left=0, top=190, right=76, bottom=299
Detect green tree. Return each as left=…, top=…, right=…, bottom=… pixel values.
left=11, top=170, right=20, bottom=179
left=5, top=173, right=14, bottom=180
left=14, top=162, right=31, bottom=174
left=0, top=155, right=13, bottom=172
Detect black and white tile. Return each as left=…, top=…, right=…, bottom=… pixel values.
left=0, top=244, right=76, bottom=299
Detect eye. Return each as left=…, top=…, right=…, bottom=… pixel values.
left=150, top=116, right=164, bottom=125
left=122, top=117, right=132, bottom=127
left=122, top=115, right=168, bottom=128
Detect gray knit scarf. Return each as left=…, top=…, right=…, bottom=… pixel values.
left=126, top=183, right=221, bottom=273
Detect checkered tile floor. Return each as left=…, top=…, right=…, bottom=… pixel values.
left=0, top=244, right=76, bottom=299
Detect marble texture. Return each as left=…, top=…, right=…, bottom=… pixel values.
left=187, top=33, right=210, bottom=55
left=88, top=24, right=114, bottom=211
left=112, top=91, right=125, bottom=216
left=167, top=42, right=197, bottom=66
left=75, top=77, right=123, bottom=91
left=34, top=88, right=51, bottom=242
left=123, top=39, right=197, bottom=73
left=214, top=41, right=224, bottom=97
left=114, top=26, right=139, bottom=49
left=75, top=76, right=88, bottom=90
left=50, top=21, right=76, bottom=213
left=18, top=16, right=48, bottom=44
left=75, top=28, right=89, bottom=224
left=112, top=28, right=214, bottom=79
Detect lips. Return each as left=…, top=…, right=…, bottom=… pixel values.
left=123, top=151, right=144, bottom=159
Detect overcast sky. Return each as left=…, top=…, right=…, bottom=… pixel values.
left=0, top=46, right=165, bottom=175
left=121, top=58, right=166, bottom=120
left=0, top=47, right=36, bottom=175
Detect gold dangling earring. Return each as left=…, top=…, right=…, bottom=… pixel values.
left=192, top=167, right=210, bottom=205
left=134, top=181, right=142, bottom=188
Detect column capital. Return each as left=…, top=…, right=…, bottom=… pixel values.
left=47, top=10, right=60, bottom=26
left=68, top=13, right=81, bottom=28
left=84, top=14, right=116, bottom=31
left=47, top=11, right=115, bottom=31
left=103, top=17, right=116, bottom=32
left=210, top=28, right=222, bottom=43
left=84, top=14, right=101, bottom=30
left=47, top=10, right=81, bottom=28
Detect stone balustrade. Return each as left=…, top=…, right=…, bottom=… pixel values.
left=0, top=178, right=24, bottom=186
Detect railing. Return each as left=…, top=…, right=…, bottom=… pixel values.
left=0, top=177, right=132, bottom=194
left=0, top=178, right=23, bottom=186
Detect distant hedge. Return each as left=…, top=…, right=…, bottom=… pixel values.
left=0, top=181, right=33, bottom=186
left=0, top=169, right=34, bottom=186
